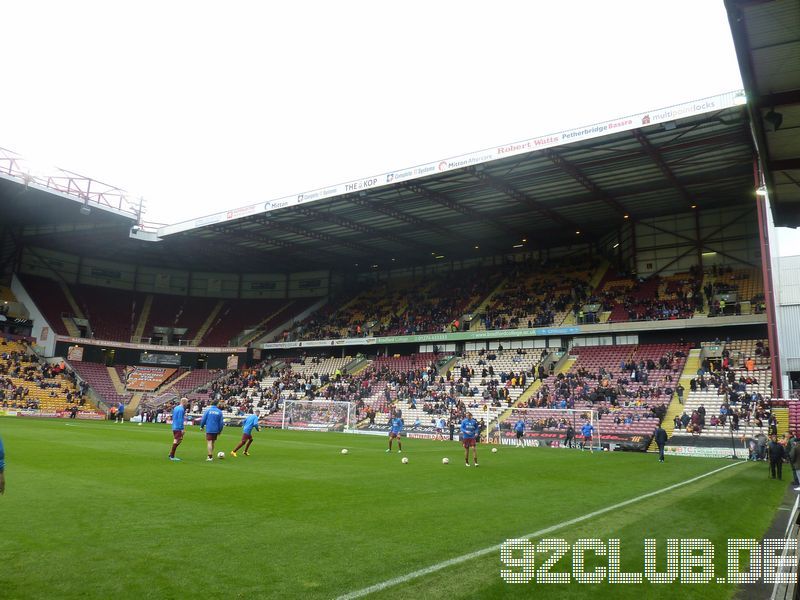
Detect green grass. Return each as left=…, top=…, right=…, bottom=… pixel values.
left=0, top=417, right=788, bottom=599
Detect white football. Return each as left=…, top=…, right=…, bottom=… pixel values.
left=442, top=457, right=449, bottom=464
left=217, top=451, right=225, bottom=459
left=401, top=457, right=409, bottom=464
left=341, top=448, right=349, bottom=454
left=491, top=447, right=498, bottom=453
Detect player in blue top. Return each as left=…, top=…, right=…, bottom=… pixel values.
left=117, top=402, right=125, bottom=423
left=0, top=433, right=5, bottom=495
left=386, top=410, right=404, bottom=453
left=168, top=397, right=188, bottom=462
left=581, top=422, right=595, bottom=452
left=461, top=411, right=479, bottom=467
left=231, top=409, right=261, bottom=457
left=200, top=400, right=225, bottom=461
left=514, top=418, right=526, bottom=448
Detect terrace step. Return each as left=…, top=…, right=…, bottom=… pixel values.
left=648, top=348, right=700, bottom=451
left=160, top=370, right=192, bottom=394
left=61, top=316, right=81, bottom=338
left=238, top=302, right=297, bottom=346
left=496, top=356, right=576, bottom=425
left=588, top=260, right=610, bottom=291
left=107, top=366, right=128, bottom=396
left=132, top=295, right=153, bottom=342
left=773, top=407, right=789, bottom=437
left=192, top=300, right=225, bottom=346
left=471, top=276, right=510, bottom=330
left=60, top=282, right=85, bottom=320
left=126, top=392, right=144, bottom=418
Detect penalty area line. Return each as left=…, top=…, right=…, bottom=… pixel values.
left=335, top=460, right=744, bottom=599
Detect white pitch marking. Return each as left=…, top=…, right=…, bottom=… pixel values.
left=336, top=461, right=744, bottom=599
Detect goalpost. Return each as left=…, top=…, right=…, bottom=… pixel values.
left=488, top=407, right=602, bottom=451
left=281, top=399, right=354, bottom=433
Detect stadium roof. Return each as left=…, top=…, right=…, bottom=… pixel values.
left=727, top=0, right=800, bottom=227
left=1, top=96, right=763, bottom=273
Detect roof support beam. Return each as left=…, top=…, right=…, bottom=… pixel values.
left=754, top=89, right=800, bottom=109
left=206, top=224, right=327, bottom=269
left=769, top=158, right=800, bottom=171
left=640, top=208, right=758, bottom=273
left=254, top=215, right=377, bottom=258
left=464, top=166, right=583, bottom=231
left=293, top=206, right=429, bottom=260
left=544, top=149, right=629, bottom=216
left=631, top=129, right=694, bottom=206
left=400, top=181, right=527, bottom=241
left=349, top=195, right=488, bottom=250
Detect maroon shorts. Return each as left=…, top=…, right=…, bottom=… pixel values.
left=463, top=437, right=477, bottom=448
left=241, top=433, right=253, bottom=442
left=584, top=435, right=592, bottom=443
left=172, top=430, right=184, bottom=442
left=389, top=432, right=400, bottom=439
left=206, top=433, right=218, bottom=441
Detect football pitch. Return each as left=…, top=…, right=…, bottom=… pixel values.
left=0, top=418, right=789, bottom=599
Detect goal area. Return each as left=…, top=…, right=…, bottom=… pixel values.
left=488, top=407, right=601, bottom=451
left=281, top=400, right=354, bottom=433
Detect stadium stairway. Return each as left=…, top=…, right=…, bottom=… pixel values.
left=160, top=370, right=192, bottom=394
left=349, top=361, right=371, bottom=379
left=61, top=317, right=81, bottom=337
left=696, top=272, right=711, bottom=316
left=126, top=392, right=144, bottom=418
left=589, top=259, right=610, bottom=291
left=108, top=367, right=127, bottom=396
left=438, top=355, right=460, bottom=377
left=239, top=302, right=297, bottom=346
left=470, top=276, right=510, bottom=329
left=60, top=282, right=86, bottom=320
left=647, top=348, right=700, bottom=452
left=774, top=407, right=789, bottom=437
left=132, top=295, right=153, bottom=342
left=192, top=300, right=225, bottom=345
left=495, top=355, right=577, bottom=428
left=336, top=292, right=365, bottom=314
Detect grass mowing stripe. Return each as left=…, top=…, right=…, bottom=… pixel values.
left=336, top=460, right=744, bottom=600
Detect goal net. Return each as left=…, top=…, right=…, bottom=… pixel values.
left=281, top=400, right=353, bottom=433
left=488, top=407, right=601, bottom=451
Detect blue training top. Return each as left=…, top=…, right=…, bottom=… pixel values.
left=201, top=406, right=225, bottom=434
left=581, top=423, right=594, bottom=437
left=172, top=405, right=185, bottom=431
left=242, top=414, right=260, bottom=435
left=514, top=419, right=525, bottom=433
left=390, top=417, right=404, bottom=433
left=0, top=435, right=5, bottom=472
left=461, top=418, right=479, bottom=439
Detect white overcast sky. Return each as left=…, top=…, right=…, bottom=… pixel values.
left=2, top=0, right=799, bottom=255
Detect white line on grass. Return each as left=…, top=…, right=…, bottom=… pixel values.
left=336, top=460, right=744, bottom=599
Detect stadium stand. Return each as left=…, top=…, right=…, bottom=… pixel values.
left=17, top=275, right=71, bottom=335
left=71, top=285, right=146, bottom=343
left=289, top=269, right=502, bottom=340
left=671, top=338, right=774, bottom=438
left=1, top=339, right=87, bottom=412
left=18, top=274, right=316, bottom=347
left=68, top=361, right=131, bottom=408
left=519, top=343, right=688, bottom=440
left=598, top=271, right=702, bottom=323
left=200, top=298, right=316, bottom=346
left=479, top=261, right=597, bottom=330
